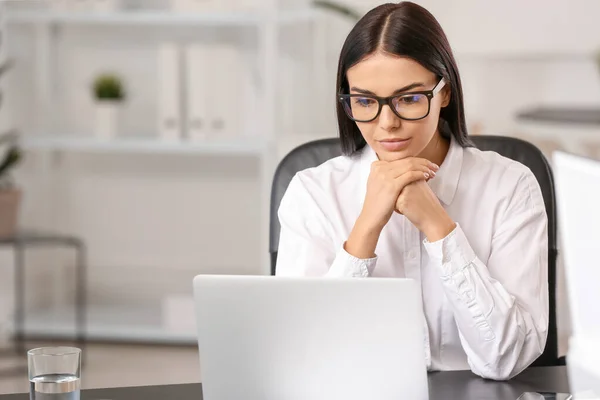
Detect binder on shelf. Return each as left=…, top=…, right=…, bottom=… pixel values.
left=157, top=42, right=183, bottom=142
left=184, top=43, right=210, bottom=142
left=207, top=42, right=242, bottom=140
left=278, top=53, right=296, bottom=135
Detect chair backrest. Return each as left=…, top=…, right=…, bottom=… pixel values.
left=269, top=138, right=342, bottom=271
left=269, top=135, right=559, bottom=366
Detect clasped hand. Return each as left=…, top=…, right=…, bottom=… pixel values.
left=361, top=157, right=456, bottom=242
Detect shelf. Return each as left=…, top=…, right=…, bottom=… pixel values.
left=11, top=304, right=197, bottom=345
left=517, top=107, right=600, bottom=126
left=22, top=135, right=269, bottom=155
left=6, top=9, right=317, bottom=26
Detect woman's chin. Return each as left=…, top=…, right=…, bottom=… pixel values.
left=377, top=148, right=414, bottom=162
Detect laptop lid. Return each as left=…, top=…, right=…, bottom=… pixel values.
left=553, top=151, right=600, bottom=337
left=193, top=275, right=428, bottom=400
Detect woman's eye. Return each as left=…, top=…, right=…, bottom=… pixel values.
left=399, top=95, right=422, bottom=104
left=353, top=97, right=376, bottom=107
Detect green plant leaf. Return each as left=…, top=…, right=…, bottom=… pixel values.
left=0, top=130, right=23, bottom=182
left=0, top=147, right=21, bottom=178
left=93, top=74, right=125, bottom=100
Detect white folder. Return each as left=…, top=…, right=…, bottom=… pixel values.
left=185, top=43, right=210, bottom=142
left=157, top=43, right=183, bottom=142
left=279, top=53, right=296, bottom=135
left=207, top=42, right=242, bottom=139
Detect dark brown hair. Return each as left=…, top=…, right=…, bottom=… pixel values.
left=336, top=1, right=471, bottom=155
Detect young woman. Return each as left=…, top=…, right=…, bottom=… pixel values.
left=275, top=1, right=548, bottom=381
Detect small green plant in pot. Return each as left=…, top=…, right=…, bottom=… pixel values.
left=0, top=131, right=23, bottom=238
left=92, top=73, right=125, bottom=140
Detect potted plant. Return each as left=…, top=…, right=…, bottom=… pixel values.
left=0, top=131, right=23, bottom=238
left=92, top=73, right=125, bottom=140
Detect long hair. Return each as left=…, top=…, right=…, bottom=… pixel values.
left=336, top=2, right=471, bottom=155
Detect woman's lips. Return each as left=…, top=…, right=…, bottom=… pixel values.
left=378, top=138, right=412, bottom=151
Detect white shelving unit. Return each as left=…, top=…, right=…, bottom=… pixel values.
left=5, top=3, right=322, bottom=344
left=7, top=8, right=317, bottom=26
left=23, top=135, right=269, bottom=155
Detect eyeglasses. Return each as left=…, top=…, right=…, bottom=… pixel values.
left=338, top=78, right=447, bottom=122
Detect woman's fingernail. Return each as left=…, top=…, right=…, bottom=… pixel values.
left=424, top=173, right=430, bottom=179
left=431, top=163, right=440, bottom=171
left=429, top=170, right=436, bottom=177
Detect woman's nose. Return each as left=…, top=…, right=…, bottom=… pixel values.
left=378, top=104, right=401, bottom=132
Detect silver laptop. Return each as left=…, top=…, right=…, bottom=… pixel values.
left=193, top=275, right=429, bottom=400
left=553, top=151, right=600, bottom=397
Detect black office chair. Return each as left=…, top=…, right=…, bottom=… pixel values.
left=269, top=135, right=561, bottom=367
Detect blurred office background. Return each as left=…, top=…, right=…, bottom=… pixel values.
left=0, top=0, right=599, bottom=392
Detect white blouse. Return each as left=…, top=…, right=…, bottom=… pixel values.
left=275, top=136, right=549, bottom=380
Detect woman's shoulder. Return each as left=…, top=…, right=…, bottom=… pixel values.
left=290, top=152, right=362, bottom=191
left=279, top=150, right=364, bottom=214
left=462, top=143, right=535, bottom=182
left=460, top=143, right=545, bottom=211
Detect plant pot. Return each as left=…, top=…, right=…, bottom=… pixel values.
left=0, top=188, right=21, bottom=239
left=94, top=100, right=121, bottom=140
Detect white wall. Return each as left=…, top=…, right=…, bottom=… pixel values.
left=2, top=0, right=599, bottom=349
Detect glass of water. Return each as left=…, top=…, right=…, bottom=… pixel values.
left=28, top=347, right=81, bottom=400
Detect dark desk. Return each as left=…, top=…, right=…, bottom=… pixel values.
left=0, top=366, right=570, bottom=400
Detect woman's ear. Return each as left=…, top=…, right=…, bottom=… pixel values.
left=441, top=84, right=451, bottom=108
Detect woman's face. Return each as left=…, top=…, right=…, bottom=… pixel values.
left=345, top=52, right=450, bottom=162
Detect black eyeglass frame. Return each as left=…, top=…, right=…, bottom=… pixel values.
left=338, top=77, right=447, bottom=122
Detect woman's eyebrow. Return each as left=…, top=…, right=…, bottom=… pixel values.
left=350, top=82, right=426, bottom=95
